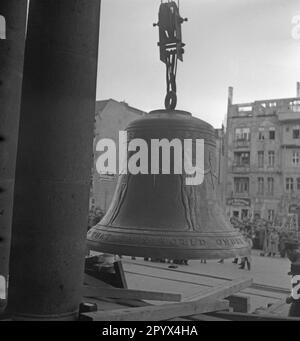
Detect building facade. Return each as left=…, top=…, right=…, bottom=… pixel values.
left=91, top=99, right=145, bottom=213
left=215, top=127, right=226, bottom=209
left=225, top=86, right=300, bottom=226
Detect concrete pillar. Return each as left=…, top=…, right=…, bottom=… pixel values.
left=228, top=86, right=233, bottom=106
left=8, top=0, right=101, bottom=320
left=297, top=82, right=300, bottom=98
left=0, top=0, right=28, bottom=312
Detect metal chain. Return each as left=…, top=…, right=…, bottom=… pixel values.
left=154, top=1, right=186, bottom=110
left=165, top=52, right=178, bottom=110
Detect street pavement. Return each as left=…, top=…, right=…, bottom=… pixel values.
left=123, top=250, right=292, bottom=313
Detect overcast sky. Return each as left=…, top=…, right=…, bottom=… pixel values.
left=97, top=0, right=300, bottom=128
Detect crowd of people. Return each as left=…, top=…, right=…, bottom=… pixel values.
left=230, top=216, right=299, bottom=258
left=260, top=227, right=281, bottom=257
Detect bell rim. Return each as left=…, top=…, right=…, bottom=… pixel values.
left=87, top=240, right=250, bottom=260
left=87, top=225, right=250, bottom=260
left=90, top=224, right=246, bottom=234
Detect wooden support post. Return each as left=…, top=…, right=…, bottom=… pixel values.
left=0, top=0, right=28, bottom=313
left=225, top=295, right=250, bottom=313
left=114, top=261, right=128, bottom=289
left=8, top=0, right=101, bottom=320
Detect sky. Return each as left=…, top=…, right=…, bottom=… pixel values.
left=97, top=0, right=300, bottom=128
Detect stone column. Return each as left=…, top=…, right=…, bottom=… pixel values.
left=8, top=0, right=101, bottom=320
left=0, top=0, right=28, bottom=312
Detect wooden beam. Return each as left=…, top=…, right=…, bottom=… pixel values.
left=80, top=299, right=229, bottom=321
left=187, top=314, right=230, bottom=321
left=84, top=274, right=111, bottom=288
left=183, top=277, right=252, bottom=302
left=83, top=285, right=181, bottom=302
left=263, top=298, right=289, bottom=314
left=169, top=317, right=194, bottom=321
left=108, top=298, right=152, bottom=308
left=80, top=278, right=252, bottom=321
left=207, top=311, right=300, bottom=321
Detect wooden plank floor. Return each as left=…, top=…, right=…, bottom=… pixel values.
left=81, top=257, right=296, bottom=321
left=122, top=259, right=289, bottom=313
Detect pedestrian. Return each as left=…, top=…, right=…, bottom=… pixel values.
left=269, top=228, right=279, bottom=257
left=232, top=257, right=239, bottom=264
left=279, top=229, right=288, bottom=258
left=233, top=228, right=244, bottom=264
left=261, top=226, right=270, bottom=256
left=239, top=233, right=253, bottom=271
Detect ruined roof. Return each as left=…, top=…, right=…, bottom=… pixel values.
left=96, top=99, right=145, bottom=116
left=95, top=100, right=110, bottom=113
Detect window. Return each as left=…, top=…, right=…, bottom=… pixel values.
left=292, top=151, right=300, bottom=165
left=258, top=128, right=265, bottom=141
left=234, top=178, right=249, bottom=194
left=267, top=177, right=274, bottom=195
left=234, top=152, right=250, bottom=166
left=269, top=127, right=275, bottom=140
left=297, top=178, right=300, bottom=191
left=286, top=178, right=294, bottom=192
left=290, top=100, right=300, bottom=112
left=257, top=177, right=264, bottom=195
left=268, top=210, right=275, bottom=221
left=238, top=106, right=252, bottom=112
left=268, top=151, right=275, bottom=167
left=293, top=127, right=300, bottom=139
left=254, top=212, right=261, bottom=219
left=235, top=127, right=251, bottom=141
left=258, top=151, right=264, bottom=168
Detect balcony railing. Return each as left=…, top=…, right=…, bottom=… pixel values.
left=234, top=139, right=251, bottom=148
left=230, top=97, right=300, bottom=118
left=233, top=191, right=250, bottom=198
left=232, top=164, right=250, bottom=173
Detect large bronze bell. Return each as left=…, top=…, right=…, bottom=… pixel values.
left=87, top=109, right=250, bottom=259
